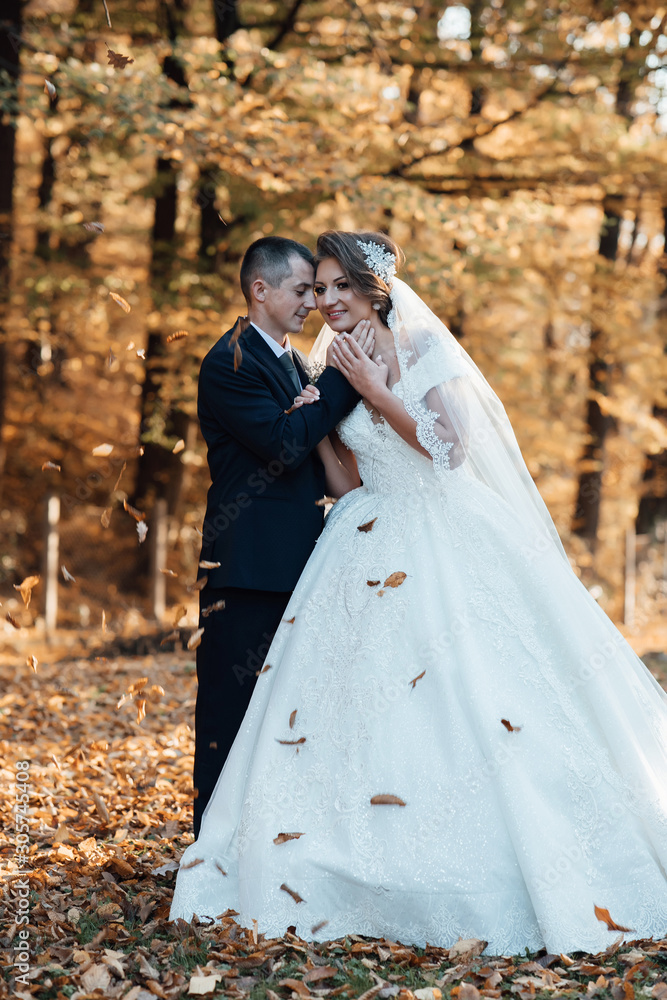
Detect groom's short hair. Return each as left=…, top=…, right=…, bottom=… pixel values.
left=240, top=237, right=314, bottom=304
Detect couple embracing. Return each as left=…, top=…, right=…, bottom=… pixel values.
left=170, top=231, right=667, bottom=954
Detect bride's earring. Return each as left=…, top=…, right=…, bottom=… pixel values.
left=372, top=303, right=381, bottom=311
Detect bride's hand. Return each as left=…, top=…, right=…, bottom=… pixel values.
left=331, top=335, right=389, bottom=400
left=285, top=383, right=320, bottom=414
left=326, top=320, right=375, bottom=368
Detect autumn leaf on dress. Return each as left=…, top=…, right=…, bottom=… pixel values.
left=383, top=571, right=407, bottom=588
left=289, top=709, right=297, bottom=729
left=501, top=718, right=522, bottom=732
left=280, top=883, right=305, bottom=904
left=283, top=616, right=295, bottom=623
left=370, top=794, right=406, bottom=806
left=409, top=670, right=426, bottom=689
left=594, top=905, right=634, bottom=933
left=181, top=857, right=205, bottom=870
left=106, top=46, right=134, bottom=69
left=367, top=580, right=381, bottom=587
left=277, top=736, right=306, bottom=746
left=273, top=832, right=305, bottom=845
left=311, top=919, right=329, bottom=935
left=357, top=518, right=377, bottom=532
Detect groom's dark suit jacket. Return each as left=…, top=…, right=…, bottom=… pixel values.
left=197, top=322, right=359, bottom=592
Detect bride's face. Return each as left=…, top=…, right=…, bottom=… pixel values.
left=314, top=257, right=374, bottom=333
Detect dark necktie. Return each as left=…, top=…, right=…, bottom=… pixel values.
left=278, top=349, right=301, bottom=396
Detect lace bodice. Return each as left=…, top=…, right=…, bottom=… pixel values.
left=337, top=385, right=456, bottom=497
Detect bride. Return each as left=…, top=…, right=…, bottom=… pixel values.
left=170, top=230, right=667, bottom=955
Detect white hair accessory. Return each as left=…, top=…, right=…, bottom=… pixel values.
left=356, top=239, right=397, bottom=285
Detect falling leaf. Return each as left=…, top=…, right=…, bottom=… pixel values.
left=83, top=221, right=105, bottom=234
left=187, top=627, right=205, bottom=650
left=357, top=518, right=377, bottom=532
left=289, top=709, right=297, bottom=729
left=181, top=857, right=205, bottom=870
left=107, top=348, right=116, bottom=367
left=92, top=443, right=114, bottom=457
left=283, top=616, right=295, bottom=623
left=257, top=662, right=272, bottom=675
left=126, top=341, right=135, bottom=351
left=311, top=919, right=329, bottom=935
left=106, top=46, right=134, bottom=69
left=217, top=212, right=227, bottom=225
left=383, top=571, right=407, bottom=589
left=136, top=348, right=146, bottom=359
left=26, top=654, right=38, bottom=671
left=199, top=560, right=221, bottom=569
left=123, top=499, right=145, bottom=521
left=160, top=630, right=180, bottom=645
left=172, top=439, right=185, bottom=454
left=136, top=521, right=148, bottom=544
left=135, top=698, right=146, bottom=723
left=101, top=609, right=107, bottom=633
left=172, top=606, right=187, bottom=627
left=280, top=883, right=305, bottom=904
left=167, top=330, right=189, bottom=343
left=109, top=292, right=131, bottom=313
left=61, top=565, right=76, bottom=582
left=160, top=568, right=178, bottom=577
left=594, top=905, right=634, bottom=933
left=410, top=670, right=426, bottom=689
left=367, top=579, right=380, bottom=587
left=501, top=718, right=522, bottom=733
left=101, top=507, right=112, bottom=528
left=44, top=79, right=57, bottom=100
left=112, top=461, right=126, bottom=492
left=189, top=575, right=208, bottom=592
left=370, top=794, right=406, bottom=806
left=201, top=598, right=225, bottom=617
left=277, top=736, right=306, bottom=745
left=315, top=496, right=337, bottom=507
left=273, top=832, right=305, bottom=844
left=14, top=575, right=40, bottom=608
left=41, top=460, right=61, bottom=471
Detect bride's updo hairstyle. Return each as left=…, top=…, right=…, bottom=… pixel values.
left=314, top=230, right=404, bottom=328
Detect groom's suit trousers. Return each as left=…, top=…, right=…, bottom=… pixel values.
left=193, top=584, right=291, bottom=837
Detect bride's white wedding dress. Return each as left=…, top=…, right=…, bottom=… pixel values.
left=171, top=273, right=667, bottom=953
left=171, top=387, right=667, bottom=954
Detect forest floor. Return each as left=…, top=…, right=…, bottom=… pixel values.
left=1, top=627, right=667, bottom=1000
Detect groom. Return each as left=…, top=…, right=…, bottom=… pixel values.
left=192, top=236, right=361, bottom=835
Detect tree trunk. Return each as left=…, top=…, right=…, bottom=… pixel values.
left=0, top=0, right=22, bottom=496
left=636, top=204, right=667, bottom=533
left=572, top=207, right=621, bottom=541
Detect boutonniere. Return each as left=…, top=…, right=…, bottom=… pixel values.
left=296, top=352, right=325, bottom=385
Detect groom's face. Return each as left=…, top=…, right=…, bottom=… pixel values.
left=265, top=255, right=316, bottom=337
